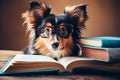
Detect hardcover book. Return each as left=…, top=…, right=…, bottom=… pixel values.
left=0, top=54, right=120, bottom=75
left=81, top=47, right=120, bottom=62
left=80, top=36, right=120, bottom=48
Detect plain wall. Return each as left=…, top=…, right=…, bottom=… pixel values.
left=0, top=0, right=120, bottom=50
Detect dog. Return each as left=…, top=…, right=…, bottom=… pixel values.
left=22, top=1, right=88, bottom=60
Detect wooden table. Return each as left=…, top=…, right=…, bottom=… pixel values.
left=0, top=50, right=119, bottom=80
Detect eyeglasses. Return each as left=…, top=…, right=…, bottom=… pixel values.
left=38, top=24, right=73, bottom=38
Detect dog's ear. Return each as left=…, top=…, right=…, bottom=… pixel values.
left=64, top=4, right=88, bottom=28
left=30, top=1, right=51, bottom=20
left=22, top=1, right=51, bottom=28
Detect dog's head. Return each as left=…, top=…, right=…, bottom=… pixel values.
left=22, top=1, right=88, bottom=59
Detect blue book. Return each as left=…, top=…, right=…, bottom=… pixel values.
left=0, top=55, right=120, bottom=75
left=80, top=36, right=120, bottom=48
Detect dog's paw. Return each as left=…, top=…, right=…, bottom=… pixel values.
left=45, top=52, right=65, bottom=60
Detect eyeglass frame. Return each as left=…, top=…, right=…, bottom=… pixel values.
left=37, top=24, right=73, bottom=38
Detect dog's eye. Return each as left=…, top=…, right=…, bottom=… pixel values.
left=40, top=29, right=49, bottom=38
left=58, top=24, right=73, bottom=38
left=59, top=29, right=68, bottom=37
left=61, top=29, right=67, bottom=34
left=45, top=28, right=50, bottom=35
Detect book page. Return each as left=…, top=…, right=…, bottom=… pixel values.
left=14, top=54, right=57, bottom=62
left=80, top=39, right=101, bottom=46
left=58, top=57, right=94, bottom=69
left=58, top=56, right=120, bottom=72
left=3, top=55, right=66, bottom=72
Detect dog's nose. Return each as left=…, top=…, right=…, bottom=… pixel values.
left=52, top=42, right=59, bottom=49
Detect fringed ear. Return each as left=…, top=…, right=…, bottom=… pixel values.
left=29, top=1, right=51, bottom=21
left=22, top=1, right=51, bottom=29
left=64, top=4, right=88, bottom=28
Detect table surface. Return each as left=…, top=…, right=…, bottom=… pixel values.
left=0, top=50, right=119, bottom=80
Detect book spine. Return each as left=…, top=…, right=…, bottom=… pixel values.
left=108, top=48, right=120, bottom=63
left=102, top=40, right=120, bottom=48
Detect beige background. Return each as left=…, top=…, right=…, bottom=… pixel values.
left=0, top=0, right=120, bottom=50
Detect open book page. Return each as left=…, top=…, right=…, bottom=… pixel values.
left=2, top=55, right=66, bottom=72
left=58, top=57, right=120, bottom=72
left=58, top=57, right=94, bottom=70
left=14, top=54, right=57, bottom=62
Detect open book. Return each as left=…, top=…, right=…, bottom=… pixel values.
left=1, top=55, right=120, bottom=74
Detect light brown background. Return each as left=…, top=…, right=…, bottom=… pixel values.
left=0, top=0, right=120, bottom=50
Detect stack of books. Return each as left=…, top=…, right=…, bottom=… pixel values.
left=80, top=36, right=120, bottom=62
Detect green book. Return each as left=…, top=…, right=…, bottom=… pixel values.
left=0, top=55, right=120, bottom=75
left=80, top=36, right=120, bottom=48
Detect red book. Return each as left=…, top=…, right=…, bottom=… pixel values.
left=81, top=47, right=120, bottom=62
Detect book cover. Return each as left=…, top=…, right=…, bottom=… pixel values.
left=80, top=36, right=120, bottom=48
left=0, top=68, right=59, bottom=76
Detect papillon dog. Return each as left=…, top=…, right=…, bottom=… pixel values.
left=22, top=1, right=88, bottom=59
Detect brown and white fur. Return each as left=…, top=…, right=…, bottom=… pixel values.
left=22, top=1, right=88, bottom=59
